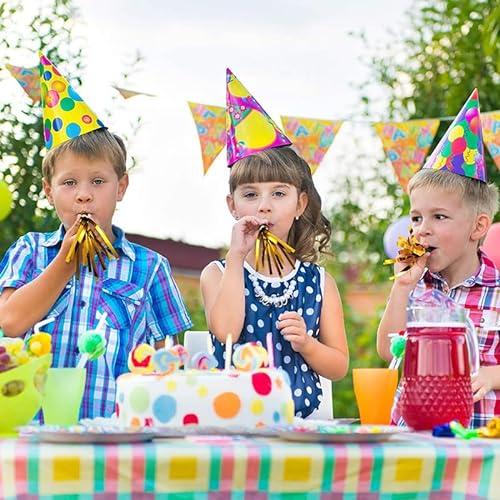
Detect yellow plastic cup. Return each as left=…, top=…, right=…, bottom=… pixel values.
left=352, top=367, right=398, bottom=425
left=0, top=353, right=52, bottom=435
left=42, top=367, right=86, bottom=426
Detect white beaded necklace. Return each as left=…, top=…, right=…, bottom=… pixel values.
left=248, top=273, right=297, bottom=307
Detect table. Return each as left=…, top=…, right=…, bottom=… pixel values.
left=1, top=433, right=499, bottom=499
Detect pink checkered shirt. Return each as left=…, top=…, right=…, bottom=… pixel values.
left=392, top=250, right=500, bottom=428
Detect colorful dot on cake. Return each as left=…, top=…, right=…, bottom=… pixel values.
left=251, top=372, right=272, bottom=396
left=273, top=410, right=281, bottom=423
left=152, top=395, right=177, bottom=424
left=129, top=386, right=150, bottom=413
left=198, top=385, right=208, bottom=397
left=183, top=414, right=199, bottom=426
left=213, top=392, right=241, bottom=419
left=250, top=399, right=264, bottom=415
left=130, top=417, right=141, bottom=427
left=166, top=380, right=177, bottom=392
left=285, top=400, right=295, bottom=423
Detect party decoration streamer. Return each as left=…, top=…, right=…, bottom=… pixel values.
left=281, top=116, right=342, bottom=174
left=112, top=86, right=155, bottom=99
left=373, top=119, right=440, bottom=192
left=188, top=102, right=226, bottom=174
left=6, top=64, right=41, bottom=103
left=482, top=111, right=500, bottom=171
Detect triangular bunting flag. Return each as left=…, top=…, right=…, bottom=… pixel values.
left=373, top=119, right=440, bottom=191
left=6, top=64, right=41, bottom=103
left=112, top=86, right=155, bottom=99
left=482, top=111, right=500, bottom=171
left=188, top=102, right=226, bottom=174
left=281, top=116, right=342, bottom=174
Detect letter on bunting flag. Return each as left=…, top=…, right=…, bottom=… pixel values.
left=373, top=119, right=440, bottom=192
left=188, top=102, right=226, bottom=174
left=482, top=111, right=500, bottom=171
left=6, top=64, right=40, bottom=103
left=280, top=116, right=342, bottom=174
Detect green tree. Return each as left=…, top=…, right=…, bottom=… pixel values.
left=330, top=0, right=500, bottom=417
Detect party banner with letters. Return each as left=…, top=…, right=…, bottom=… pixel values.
left=482, top=111, right=500, bottom=171
left=6, top=64, right=40, bottom=103
left=188, top=102, right=226, bottom=174
left=281, top=116, right=342, bottom=174
left=373, top=119, right=440, bottom=192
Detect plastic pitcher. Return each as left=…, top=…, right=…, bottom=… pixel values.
left=398, top=290, right=479, bottom=430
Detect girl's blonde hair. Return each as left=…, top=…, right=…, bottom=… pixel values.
left=42, top=128, right=127, bottom=183
left=408, top=168, right=499, bottom=245
left=229, top=147, right=331, bottom=262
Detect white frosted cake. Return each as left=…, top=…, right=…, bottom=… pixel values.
left=115, top=368, right=294, bottom=428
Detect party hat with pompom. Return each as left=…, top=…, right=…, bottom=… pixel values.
left=226, top=68, right=291, bottom=166
left=39, top=52, right=105, bottom=150
left=422, top=88, right=486, bottom=182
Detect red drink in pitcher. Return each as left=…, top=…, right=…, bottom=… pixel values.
left=398, top=322, right=474, bottom=430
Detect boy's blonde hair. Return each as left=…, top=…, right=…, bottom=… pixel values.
left=42, top=128, right=127, bottom=183
left=408, top=168, right=499, bottom=244
left=229, top=146, right=331, bottom=263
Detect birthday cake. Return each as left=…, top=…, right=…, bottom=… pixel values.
left=115, top=342, right=295, bottom=428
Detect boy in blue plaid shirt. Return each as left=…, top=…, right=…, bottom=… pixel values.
left=0, top=54, right=192, bottom=418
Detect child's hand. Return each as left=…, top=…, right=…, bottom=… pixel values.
left=472, top=366, right=493, bottom=402
left=59, top=217, right=81, bottom=259
left=229, top=216, right=267, bottom=258
left=394, top=253, right=429, bottom=289
left=278, top=311, right=311, bottom=353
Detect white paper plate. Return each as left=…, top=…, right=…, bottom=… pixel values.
left=279, top=425, right=409, bottom=443
left=19, top=425, right=157, bottom=444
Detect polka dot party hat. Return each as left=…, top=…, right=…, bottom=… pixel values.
left=422, top=88, right=486, bottom=182
left=226, top=68, right=291, bottom=167
left=39, top=52, right=105, bottom=150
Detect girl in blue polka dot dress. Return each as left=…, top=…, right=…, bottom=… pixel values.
left=201, top=147, right=349, bottom=418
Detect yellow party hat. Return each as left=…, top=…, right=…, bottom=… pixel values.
left=39, top=52, right=105, bottom=150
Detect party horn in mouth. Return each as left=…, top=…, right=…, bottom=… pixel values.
left=65, top=214, right=119, bottom=279
left=255, top=224, right=295, bottom=278
left=383, top=228, right=429, bottom=280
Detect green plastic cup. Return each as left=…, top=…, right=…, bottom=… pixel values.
left=42, top=367, right=86, bottom=426
left=0, top=353, right=52, bottom=436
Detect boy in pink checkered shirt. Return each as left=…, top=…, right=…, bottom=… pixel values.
left=377, top=90, right=500, bottom=427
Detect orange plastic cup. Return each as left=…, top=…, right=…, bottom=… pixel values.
left=352, top=368, right=398, bottom=425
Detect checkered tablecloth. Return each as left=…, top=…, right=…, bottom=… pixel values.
left=1, top=434, right=499, bottom=499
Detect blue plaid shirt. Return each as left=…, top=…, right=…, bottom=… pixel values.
left=0, top=225, right=193, bottom=419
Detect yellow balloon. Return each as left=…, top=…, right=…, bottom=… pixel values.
left=0, top=181, right=13, bottom=221
left=235, top=111, right=277, bottom=150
